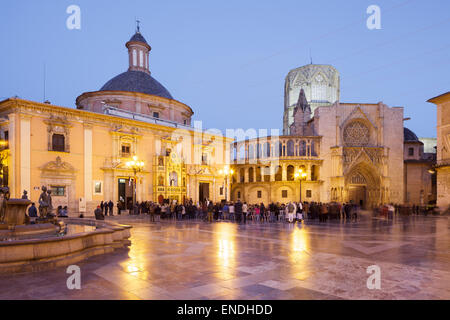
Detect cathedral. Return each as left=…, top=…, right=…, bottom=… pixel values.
left=231, top=64, right=436, bottom=208
left=0, top=28, right=232, bottom=214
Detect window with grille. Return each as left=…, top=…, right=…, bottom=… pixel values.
left=50, top=186, right=65, bottom=196
left=282, top=190, right=288, bottom=198
left=121, top=144, right=131, bottom=157
left=257, top=190, right=262, bottom=198
left=52, top=134, right=65, bottom=152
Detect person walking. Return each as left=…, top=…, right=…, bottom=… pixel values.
left=242, top=202, right=248, bottom=223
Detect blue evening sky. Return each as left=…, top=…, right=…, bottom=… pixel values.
left=1, top=0, right=449, bottom=138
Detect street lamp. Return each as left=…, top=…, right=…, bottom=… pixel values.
left=218, top=165, right=234, bottom=202
left=126, top=155, right=145, bottom=210
left=294, top=168, right=307, bottom=203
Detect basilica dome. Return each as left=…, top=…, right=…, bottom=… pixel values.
left=75, top=27, right=193, bottom=126
left=100, top=70, right=173, bottom=99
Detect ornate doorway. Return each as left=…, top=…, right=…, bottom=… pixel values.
left=349, top=185, right=366, bottom=208
left=345, top=165, right=380, bottom=209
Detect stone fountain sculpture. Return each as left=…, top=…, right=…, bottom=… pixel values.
left=0, top=187, right=32, bottom=227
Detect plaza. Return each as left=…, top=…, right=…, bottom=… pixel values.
left=1, top=213, right=448, bottom=300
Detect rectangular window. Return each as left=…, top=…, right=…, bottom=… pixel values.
left=306, top=190, right=312, bottom=198
left=153, top=112, right=159, bottom=118
left=282, top=190, right=288, bottom=198
left=257, top=190, right=262, bottom=198
left=201, top=153, right=208, bottom=165
left=121, top=144, right=131, bottom=157
left=237, top=191, right=241, bottom=199
left=219, top=187, right=224, bottom=196
left=50, top=186, right=65, bottom=196
left=408, top=148, right=414, bottom=156
left=52, top=134, right=65, bottom=152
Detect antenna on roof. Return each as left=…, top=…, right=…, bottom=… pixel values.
left=309, top=48, right=313, bottom=65
left=43, top=62, right=46, bottom=102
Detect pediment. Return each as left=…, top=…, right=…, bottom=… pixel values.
left=340, top=106, right=377, bottom=130
left=40, top=157, right=76, bottom=175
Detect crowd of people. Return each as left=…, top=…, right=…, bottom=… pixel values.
left=94, top=198, right=365, bottom=223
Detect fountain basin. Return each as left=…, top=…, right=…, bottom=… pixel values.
left=0, top=218, right=131, bottom=273
left=3, top=199, right=31, bottom=226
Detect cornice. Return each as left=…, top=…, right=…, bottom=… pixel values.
left=0, top=98, right=223, bottom=140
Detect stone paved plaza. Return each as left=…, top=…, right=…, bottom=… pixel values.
left=0, top=213, right=448, bottom=300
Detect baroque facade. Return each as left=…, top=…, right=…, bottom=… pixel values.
left=428, top=92, right=450, bottom=212
left=232, top=64, right=436, bottom=208
left=0, top=29, right=232, bottom=215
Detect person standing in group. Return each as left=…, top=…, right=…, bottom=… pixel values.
left=235, top=200, right=243, bottom=223
left=296, top=202, right=303, bottom=223
left=242, top=202, right=248, bottom=223
left=207, top=201, right=214, bottom=222
left=229, top=202, right=235, bottom=221
left=287, top=202, right=296, bottom=223
left=222, top=202, right=229, bottom=220
left=108, top=200, right=114, bottom=216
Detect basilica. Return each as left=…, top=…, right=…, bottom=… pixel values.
left=230, top=64, right=436, bottom=209
left=0, top=28, right=232, bottom=214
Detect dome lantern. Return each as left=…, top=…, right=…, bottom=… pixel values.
left=126, top=21, right=151, bottom=74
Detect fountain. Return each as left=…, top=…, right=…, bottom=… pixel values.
left=0, top=187, right=132, bottom=273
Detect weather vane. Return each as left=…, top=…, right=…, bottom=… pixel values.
left=136, top=18, right=141, bottom=33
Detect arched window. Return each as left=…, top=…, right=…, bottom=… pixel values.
left=248, top=167, right=254, bottom=182
left=275, top=166, right=282, bottom=181
left=256, top=166, right=262, bottom=182
left=263, top=166, right=271, bottom=182
left=287, top=140, right=295, bottom=156
left=248, top=145, right=254, bottom=160
left=240, top=168, right=245, bottom=183
left=287, top=165, right=295, bottom=181
left=311, top=165, right=317, bottom=181
left=263, top=142, right=270, bottom=158
left=300, top=140, right=306, bottom=156
left=239, top=145, right=246, bottom=162
left=256, top=144, right=262, bottom=159
left=52, top=134, right=65, bottom=152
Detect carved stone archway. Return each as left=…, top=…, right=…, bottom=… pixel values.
left=344, top=162, right=381, bottom=209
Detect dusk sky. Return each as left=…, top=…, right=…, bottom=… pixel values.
left=1, top=0, right=449, bottom=138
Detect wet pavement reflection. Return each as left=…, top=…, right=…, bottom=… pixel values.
left=0, top=213, right=448, bottom=300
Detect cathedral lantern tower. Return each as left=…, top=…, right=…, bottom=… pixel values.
left=126, top=22, right=151, bottom=74
left=284, top=64, right=340, bottom=135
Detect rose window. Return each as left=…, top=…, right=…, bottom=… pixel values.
left=343, top=121, right=370, bottom=146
